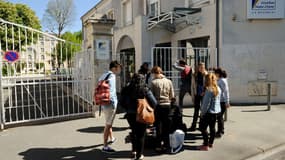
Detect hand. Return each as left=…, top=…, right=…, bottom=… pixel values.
left=226, top=103, right=230, bottom=109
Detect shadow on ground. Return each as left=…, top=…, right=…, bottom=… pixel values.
left=18, top=131, right=204, bottom=160
left=77, top=126, right=129, bottom=133
left=19, top=144, right=130, bottom=160
left=241, top=109, right=269, bottom=112
left=19, top=145, right=164, bottom=160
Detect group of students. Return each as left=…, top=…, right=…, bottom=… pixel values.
left=97, top=60, right=230, bottom=160
left=174, top=60, right=230, bottom=150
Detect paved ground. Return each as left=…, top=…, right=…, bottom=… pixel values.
left=0, top=103, right=285, bottom=160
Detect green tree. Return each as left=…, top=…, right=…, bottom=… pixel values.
left=55, top=31, right=82, bottom=67
left=0, top=0, right=41, bottom=51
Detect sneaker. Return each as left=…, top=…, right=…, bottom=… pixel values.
left=108, top=137, right=117, bottom=144
left=198, top=145, right=209, bottom=151
left=215, top=133, right=222, bottom=138
left=131, top=152, right=137, bottom=158
left=209, top=144, right=213, bottom=148
left=132, top=155, right=144, bottom=160
left=102, top=146, right=116, bottom=154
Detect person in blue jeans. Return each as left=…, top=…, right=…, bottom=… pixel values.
left=99, top=61, right=121, bottom=154
left=198, top=73, right=221, bottom=151
left=214, top=68, right=230, bottom=138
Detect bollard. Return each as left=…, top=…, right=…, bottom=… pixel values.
left=267, top=83, right=271, bottom=111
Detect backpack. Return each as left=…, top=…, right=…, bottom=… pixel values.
left=94, top=73, right=112, bottom=106
left=169, top=129, right=185, bottom=154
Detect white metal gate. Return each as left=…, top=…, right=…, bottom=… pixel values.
left=0, top=19, right=93, bottom=128
left=151, top=47, right=217, bottom=93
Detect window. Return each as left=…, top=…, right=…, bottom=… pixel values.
left=122, top=0, right=132, bottom=26
left=28, top=63, right=32, bottom=68
left=149, top=0, right=159, bottom=17
left=28, top=55, right=32, bottom=61
left=41, top=41, right=44, bottom=46
left=28, top=47, right=33, bottom=51
left=41, top=55, right=45, bottom=60
left=41, top=48, right=44, bottom=52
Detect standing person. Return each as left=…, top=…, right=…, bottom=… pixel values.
left=188, top=62, right=208, bottom=131
left=99, top=61, right=121, bottom=153
left=150, top=66, right=175, bottom=152
left=214, top=68, right=230, bottom=138
left=138, top=62, right=151, bottom=85
left=123, top=73, right=150, bottom=160
left=173, top=59, right=192, bottom=110
left=199, top=73, right=221, bottom=151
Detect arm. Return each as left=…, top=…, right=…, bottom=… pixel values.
left=200, top=90, right=212, bottom=117
left=191, top=74, right=196, bottom=100
left=224, top=79, right=230, bottom=107
left=172, top=62, right=185, bottom=71
left=169, top=80, right=175, bottom=100
left=109, top=74, right=116, bottom=106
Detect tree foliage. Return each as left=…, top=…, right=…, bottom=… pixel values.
left=55, top=31, right=82, bottom=67
left=42, top=0, right=75, bottom=37
left=0, top=0, right=41, bottom=51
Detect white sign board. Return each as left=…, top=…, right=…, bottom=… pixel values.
left=247, top=0, right=285, bottom=19
left=96, top=40, right=110, bottom=60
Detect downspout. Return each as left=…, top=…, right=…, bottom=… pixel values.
left=216, top=0, right=220, bottom=67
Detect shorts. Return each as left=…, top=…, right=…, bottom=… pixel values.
left=103, top=104, right=117, bottom=125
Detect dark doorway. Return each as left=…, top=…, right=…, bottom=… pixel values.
left=119, top=48, right=135, bottom=87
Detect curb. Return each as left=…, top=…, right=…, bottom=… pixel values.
left=244, top=143, right=285, bottom=160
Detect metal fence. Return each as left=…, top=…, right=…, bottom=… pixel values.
left=151, top=47, right=217, bottom=94
left=0, top=19, right=93, bottom=128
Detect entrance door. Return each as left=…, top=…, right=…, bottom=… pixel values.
left=118, top=48, right=135, bottom=87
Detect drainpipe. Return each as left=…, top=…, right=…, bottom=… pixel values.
left=216, top=0, right=220, bottom=67
left=0, top=54, right=3, bottom=130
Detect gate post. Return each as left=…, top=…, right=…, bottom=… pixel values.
left=0, top=54, right=4, bottom=130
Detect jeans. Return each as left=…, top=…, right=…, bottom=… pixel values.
left=179, top=86, right=191, bottom=109
left=191, top=95, right=203, bottom=128
left=217, top=102, right=226, bottom=134
left=155, top=105, right=172, bottom=148
left=200, top=113, right=219, bottom=146
left=126, top=113, right=147, bottom=157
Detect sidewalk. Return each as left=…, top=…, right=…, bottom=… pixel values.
left=0, top=104, right=284, bottom=160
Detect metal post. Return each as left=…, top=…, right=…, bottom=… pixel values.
left=0, top=50, right=4, bottom=130
left=267, top=83, right=271, bottom=111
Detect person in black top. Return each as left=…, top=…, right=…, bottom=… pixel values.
left=121, top=73, right=148, bottom=160
left=188, top=62, right=208, bottom=132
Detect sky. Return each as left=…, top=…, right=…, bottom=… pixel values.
left=7, top=0, right=101, bottom=32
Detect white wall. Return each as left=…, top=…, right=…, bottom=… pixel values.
left=222, top=0, right=285, bottom=103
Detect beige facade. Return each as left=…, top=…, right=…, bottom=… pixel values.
left=21, top=36, right=57, bottom=74
left=82, top=0, right=285, bottom=103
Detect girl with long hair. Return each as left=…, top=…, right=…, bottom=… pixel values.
left=199, top=73, right=221, bottom=151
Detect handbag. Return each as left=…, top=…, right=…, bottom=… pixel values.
left=136, top=98, right=155, bottom=125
